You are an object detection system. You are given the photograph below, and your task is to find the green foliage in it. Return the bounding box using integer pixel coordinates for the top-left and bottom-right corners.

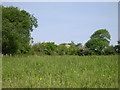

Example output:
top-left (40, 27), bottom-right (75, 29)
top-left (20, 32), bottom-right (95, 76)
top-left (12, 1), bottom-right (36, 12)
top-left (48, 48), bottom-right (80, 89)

top-left (76, 50), bottom-right (84, 56)
top-left (32, 42), bottom-right (58, 55)
top-left (83, 49), bottom-right (95, 55)
top-left (85, 29), bottom-right (111, 55)
top-left (2, 6), bottom-right (38, 55)
top-left (68, 47), bottom-right (77, 55)
top-left (67, 42), bottom-right (78, 55)
top-left (56, 42), bottom-right (78, 55)
top-left (32, 42), bottom-right (79, 55)
top-left (32, 40), bottom-right (119, 56)
top-left (85, 38), bottom-right (109, 55)
top-left (76, 43), bottom-right (82, 49)
top-left (117, 40), bottom-right (120, 45)
top-left (104, 46), bottom-right (116, 55)
top-left (43, 42), bottom-right (58, 55)
top-left (114, 45), bottom-right (120, 54)
top-left (90, 29), bottom-right (111, 42)
top-left (57, 44), bottom-right (68, 55)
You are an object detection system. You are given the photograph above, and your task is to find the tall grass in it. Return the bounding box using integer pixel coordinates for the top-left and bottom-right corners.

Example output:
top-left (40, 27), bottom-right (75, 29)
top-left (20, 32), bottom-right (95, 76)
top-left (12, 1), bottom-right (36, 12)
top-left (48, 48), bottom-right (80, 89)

top-left (2, 55), bottom-right (118, 88)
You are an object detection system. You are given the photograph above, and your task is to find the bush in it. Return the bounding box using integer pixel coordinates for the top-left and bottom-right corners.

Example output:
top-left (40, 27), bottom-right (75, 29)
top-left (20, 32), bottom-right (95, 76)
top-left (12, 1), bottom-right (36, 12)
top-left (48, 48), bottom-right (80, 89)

top-left (83, 50), bottom-right (95, 55)
top-left (114, 45), bottom-right (120, 54)
top-left (76, 50), bottom-right (84, 56)
top-left (32, 42), bottom-right (118, 56)
top-left (104, 46), bottom-right (116, 55)
top-left (32, 42), bottom-right (58, 55)
top-left (57, 44), bottom-right (68, 55)
top-left (67, 46), bottom-right (77, 55)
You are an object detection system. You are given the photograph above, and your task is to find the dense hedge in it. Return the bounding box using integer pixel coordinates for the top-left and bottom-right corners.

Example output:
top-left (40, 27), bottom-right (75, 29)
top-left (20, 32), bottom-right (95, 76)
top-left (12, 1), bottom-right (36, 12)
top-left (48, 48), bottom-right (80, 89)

top-left (31, 42), bottom-right (118, 56)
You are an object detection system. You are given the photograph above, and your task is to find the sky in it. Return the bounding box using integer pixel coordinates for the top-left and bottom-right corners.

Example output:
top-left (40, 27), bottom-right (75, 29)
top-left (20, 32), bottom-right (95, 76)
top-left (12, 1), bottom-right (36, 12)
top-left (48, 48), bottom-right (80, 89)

top-left (2, 2), bottom-right (118, 45)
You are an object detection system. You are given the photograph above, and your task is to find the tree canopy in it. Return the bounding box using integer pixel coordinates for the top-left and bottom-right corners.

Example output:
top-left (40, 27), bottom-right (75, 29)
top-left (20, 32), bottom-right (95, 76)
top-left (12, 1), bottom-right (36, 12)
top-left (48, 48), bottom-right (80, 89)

top-left (85, 29), bottom-right (111, 55)
top-left (90, 29), bottom-right (111, 41)
top-left (2, 6), bottom-right (38, 55)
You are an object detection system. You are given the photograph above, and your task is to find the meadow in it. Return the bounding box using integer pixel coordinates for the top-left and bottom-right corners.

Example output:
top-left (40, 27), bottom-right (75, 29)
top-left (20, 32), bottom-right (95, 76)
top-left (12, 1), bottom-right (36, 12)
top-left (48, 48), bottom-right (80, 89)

top-left (2, 55), bottom-right (118, 88)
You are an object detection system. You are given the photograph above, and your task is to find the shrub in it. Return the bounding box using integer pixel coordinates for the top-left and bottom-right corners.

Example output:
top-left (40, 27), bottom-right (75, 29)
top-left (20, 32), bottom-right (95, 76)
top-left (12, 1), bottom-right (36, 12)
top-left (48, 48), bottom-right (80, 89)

top-left (104, 46), bottom-right (116, 55)
top-left (76, 49), bottom-right (84, 56)
top-left (57, 44), bottom-right (68, 55)
top-left (32, 42), bottom-right (58, 55)
top-left (83, 50), bottom-right (95, 55)
top-left (114, 45), bottom-right (120, 54)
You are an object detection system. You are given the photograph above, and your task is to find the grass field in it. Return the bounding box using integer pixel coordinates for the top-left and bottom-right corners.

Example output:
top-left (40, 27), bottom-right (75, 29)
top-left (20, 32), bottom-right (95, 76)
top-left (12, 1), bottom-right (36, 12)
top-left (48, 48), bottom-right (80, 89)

top-left (2, 55), bottom-right (118, 88)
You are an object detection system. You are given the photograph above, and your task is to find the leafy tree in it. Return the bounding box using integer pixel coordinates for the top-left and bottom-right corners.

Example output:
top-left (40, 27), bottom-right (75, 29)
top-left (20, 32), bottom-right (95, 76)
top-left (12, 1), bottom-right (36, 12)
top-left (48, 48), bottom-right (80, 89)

top-left (90, 29), bottom-right (110, 42)
top-left (2, 6), bottom-right (38, 55)
top-left (85, 29), bottom-right (111, 55)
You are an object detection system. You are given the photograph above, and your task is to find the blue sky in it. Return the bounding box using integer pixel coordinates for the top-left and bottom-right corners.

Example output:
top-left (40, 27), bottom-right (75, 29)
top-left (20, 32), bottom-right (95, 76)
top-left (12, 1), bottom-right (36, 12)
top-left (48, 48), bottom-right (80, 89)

top-left (3, 2), bottom-right (118, 45)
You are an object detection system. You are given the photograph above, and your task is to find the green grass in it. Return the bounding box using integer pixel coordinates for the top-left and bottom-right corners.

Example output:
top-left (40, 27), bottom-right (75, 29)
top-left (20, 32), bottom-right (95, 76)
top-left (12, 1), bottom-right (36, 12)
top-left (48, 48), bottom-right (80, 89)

top-left (2, 55), bottom-right (118, 88)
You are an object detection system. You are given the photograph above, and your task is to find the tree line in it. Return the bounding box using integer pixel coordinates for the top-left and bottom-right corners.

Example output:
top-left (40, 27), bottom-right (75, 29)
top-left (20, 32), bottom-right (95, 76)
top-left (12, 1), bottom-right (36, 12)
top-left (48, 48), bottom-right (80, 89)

top-left (2, 6), bottom-right (120, 56)
top-left (32, 33), bottom-right (120, 56)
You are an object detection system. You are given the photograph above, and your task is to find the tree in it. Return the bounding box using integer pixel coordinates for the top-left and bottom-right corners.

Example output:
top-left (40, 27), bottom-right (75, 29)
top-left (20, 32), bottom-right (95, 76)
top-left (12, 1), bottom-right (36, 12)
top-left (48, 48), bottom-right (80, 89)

top-left (90, 29), bottom-right (110, 41)
top-left (85, 29), bottom-right (111, 55)
top-left (2, 6), bottom-right (38, 55)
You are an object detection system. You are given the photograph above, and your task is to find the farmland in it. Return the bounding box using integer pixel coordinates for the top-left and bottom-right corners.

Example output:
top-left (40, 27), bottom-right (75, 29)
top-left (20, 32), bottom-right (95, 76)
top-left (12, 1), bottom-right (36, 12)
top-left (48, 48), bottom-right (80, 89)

top-left (2, 55), bottom-right (118, 88)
